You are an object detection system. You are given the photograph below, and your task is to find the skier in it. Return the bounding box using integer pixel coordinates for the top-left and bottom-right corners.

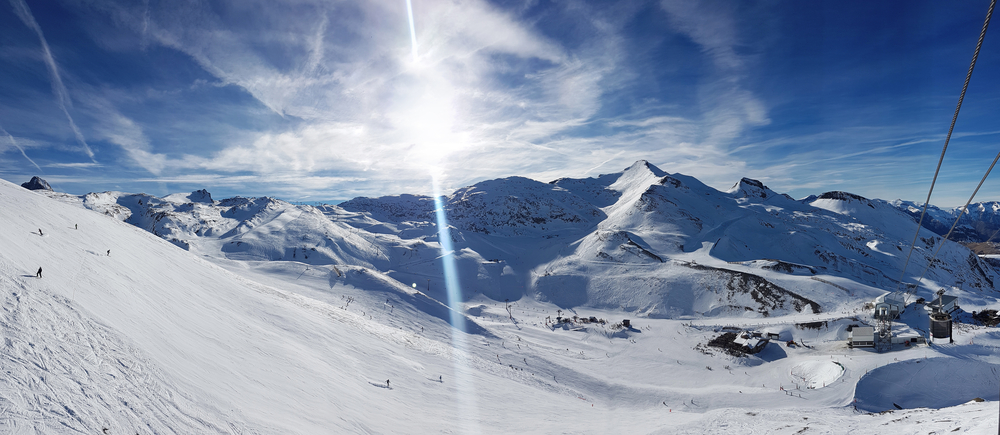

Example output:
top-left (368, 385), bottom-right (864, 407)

top-left (75, 224), bottom-right (77, 230)
top-left (386, 379), bottom-right (390, 388)
top-left (38, 228), bottom-right (42, 236)
top-left (36, 267), bottom-right (42, 278)
top-left (106, 249), bottom-right (110, 256)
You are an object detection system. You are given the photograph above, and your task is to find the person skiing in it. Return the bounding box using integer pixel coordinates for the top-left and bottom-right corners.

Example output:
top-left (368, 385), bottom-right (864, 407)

top-left (38, 228), bottom-right (42, 236)
top-left (75, 224), bottom-right (77, 230)
top-left (106, 249), bottom-right (110, 256)
top-left (36, 267), bottom-right (41, 278)
top-left (386, 379), bottom-right (390, 388)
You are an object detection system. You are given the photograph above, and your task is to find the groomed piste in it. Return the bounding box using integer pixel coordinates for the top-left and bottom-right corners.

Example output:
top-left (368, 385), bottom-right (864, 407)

top-left (855, 357), bottom-right (1000, 412)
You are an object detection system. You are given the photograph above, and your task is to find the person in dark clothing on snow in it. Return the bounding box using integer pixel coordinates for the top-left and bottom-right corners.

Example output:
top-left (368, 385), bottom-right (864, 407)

top-left (36, 267), bottom-right (42, 278)
top-left (38, 228), bottom-right (42, 236)
top-left (106, 250), bottom-right (110, 256)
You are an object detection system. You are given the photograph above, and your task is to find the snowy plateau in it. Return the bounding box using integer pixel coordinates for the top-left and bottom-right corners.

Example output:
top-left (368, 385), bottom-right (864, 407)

top-left (3, 160), bottom-right (1000, 434)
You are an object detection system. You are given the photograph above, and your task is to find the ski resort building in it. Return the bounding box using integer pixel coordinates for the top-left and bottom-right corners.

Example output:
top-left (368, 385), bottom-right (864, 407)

top-left (926, 294), bottom-right (958, 315)
top-left (874, 293), bottom-right (905, 320)
top-left (848, 327), bottom-right (875, 348)
top-left (732, 331), bottom-right (769, 353)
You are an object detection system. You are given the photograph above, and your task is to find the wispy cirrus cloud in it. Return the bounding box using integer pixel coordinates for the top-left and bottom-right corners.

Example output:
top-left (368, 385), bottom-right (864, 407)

top-left (659, 0), bottom-right (770, 149)
top-left (5, 0), bottom-right (999, 206)
top-left (84, 97), bottom-right (166, 175)
top-left (46, 162), bottom-right (101, 169)
top-left (97, 0), bottom-right (637, 191)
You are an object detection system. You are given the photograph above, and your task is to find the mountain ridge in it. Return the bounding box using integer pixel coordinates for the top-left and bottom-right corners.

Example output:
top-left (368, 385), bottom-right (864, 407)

top-left (29, 160), bottom-right (1000, 319)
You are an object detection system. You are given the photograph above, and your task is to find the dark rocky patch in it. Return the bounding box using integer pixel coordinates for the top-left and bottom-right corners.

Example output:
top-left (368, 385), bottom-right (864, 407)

top-left (682, 263), bottom-right (821, 315)
top-left (706, 332), bottom-right (749, 357)
top-left (20, 176), bottom-right (52, 191)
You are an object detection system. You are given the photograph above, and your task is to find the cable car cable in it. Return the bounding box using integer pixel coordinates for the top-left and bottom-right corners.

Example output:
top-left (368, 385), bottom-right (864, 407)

top-left (913, 148), bottom-right (1000, 291)
top-left (895, 0), bottom-right (995, 293)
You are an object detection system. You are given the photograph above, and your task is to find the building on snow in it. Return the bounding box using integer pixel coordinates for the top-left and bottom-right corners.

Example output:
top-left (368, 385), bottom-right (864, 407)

top-left (874, 292), bottom-right (905, 320)
top-left (926, 294), bottom-right (958, 315)
top-left (733, 331), bottom-right (769, 354)
top-left (848, 326), bottom-right (875, 348)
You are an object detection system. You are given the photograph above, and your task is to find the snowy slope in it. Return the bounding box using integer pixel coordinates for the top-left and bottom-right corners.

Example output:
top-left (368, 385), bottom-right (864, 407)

top-left (0, 180), bottom-right (541, 433)
top-left (6, 177), bottom-right (1000, 434)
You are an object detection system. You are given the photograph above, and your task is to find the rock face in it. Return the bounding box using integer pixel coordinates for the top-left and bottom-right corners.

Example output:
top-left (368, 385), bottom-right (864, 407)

top-left (728, 177), bottom-right (775, 200)
top-left (163, 189), bottom-right (215, 204)
top-left (20, 176), bottom-right (52, 191)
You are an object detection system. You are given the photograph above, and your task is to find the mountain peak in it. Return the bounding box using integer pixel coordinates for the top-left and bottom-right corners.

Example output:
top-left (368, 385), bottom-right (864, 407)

top-left (625, 160), bottom-right (667, 177)
top-left (189, 189), bottom-right (214, 203)
top-left (816, 191), bottom-right (872, 208)
top-left (728, 177), bottom-right (773, 199)
top-left (20, 176), bottom-right (52, 191)
top-left (810, 191), bottom-right (877, 215)
top-left (164, 189), bottom-right (215, 204)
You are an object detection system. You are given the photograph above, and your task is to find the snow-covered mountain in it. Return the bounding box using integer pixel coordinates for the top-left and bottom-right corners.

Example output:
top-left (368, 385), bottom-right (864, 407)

top-left (890, 198), bottom-right (1000, 243)
top-left (38, 161), bottom-right (1000, 321)
top-left (9, 163), bottom-right (1000, 433)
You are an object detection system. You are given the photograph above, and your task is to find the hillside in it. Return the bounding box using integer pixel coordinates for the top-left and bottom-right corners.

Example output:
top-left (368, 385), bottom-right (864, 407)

top-left (52, 161), bottom-right (1000, 321)
top-left (5, 162), bottom-right (1000, 433)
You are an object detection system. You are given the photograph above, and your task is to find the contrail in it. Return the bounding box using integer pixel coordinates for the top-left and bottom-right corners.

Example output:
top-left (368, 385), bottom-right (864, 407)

top-left (9, 0), bottom-right (96, 161)
top-left (1, 126), bottom-right (42, 172)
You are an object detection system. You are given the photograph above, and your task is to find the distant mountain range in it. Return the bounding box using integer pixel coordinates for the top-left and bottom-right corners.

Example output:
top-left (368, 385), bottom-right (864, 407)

top-left (28, 160), bottom-right (1000, 318)
top-left (888, 199), bottom-right (1000, 245)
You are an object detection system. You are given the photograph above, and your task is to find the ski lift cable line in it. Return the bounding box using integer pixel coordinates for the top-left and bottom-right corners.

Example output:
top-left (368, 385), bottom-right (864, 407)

top-left (895, 0), bottom-right (996, 293)
top-left (913, 147), bottom-right (1000, 291)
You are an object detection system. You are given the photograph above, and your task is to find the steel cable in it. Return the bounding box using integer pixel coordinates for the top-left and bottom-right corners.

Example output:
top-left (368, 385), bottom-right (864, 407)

top-left (895, 0), bottom-right (995, 293)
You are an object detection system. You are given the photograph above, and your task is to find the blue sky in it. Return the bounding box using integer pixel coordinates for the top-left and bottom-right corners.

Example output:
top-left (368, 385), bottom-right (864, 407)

top-left (1, 0), bottom-right (999, 206)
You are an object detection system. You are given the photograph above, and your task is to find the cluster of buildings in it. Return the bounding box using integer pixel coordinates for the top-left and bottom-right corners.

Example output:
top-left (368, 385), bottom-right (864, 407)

top-left (848, 290), bottom-right (957, 349)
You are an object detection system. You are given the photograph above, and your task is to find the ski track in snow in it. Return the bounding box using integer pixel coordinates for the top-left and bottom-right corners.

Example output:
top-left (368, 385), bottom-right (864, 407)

top-left (0, 262), bottom-right (241, 434)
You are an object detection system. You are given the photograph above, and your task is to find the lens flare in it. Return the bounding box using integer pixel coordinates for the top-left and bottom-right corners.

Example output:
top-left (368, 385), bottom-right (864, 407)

top-left (432, 174), bottom-right (481, 433)
top-left (406, 0), bottom-right (418, 63)
top-left (408, 2), bottom-right (480, 431)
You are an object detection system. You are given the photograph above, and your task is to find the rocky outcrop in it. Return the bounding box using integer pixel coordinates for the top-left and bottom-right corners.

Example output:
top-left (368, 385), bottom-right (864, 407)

top-left (20, 176), bottom-right (52, 191)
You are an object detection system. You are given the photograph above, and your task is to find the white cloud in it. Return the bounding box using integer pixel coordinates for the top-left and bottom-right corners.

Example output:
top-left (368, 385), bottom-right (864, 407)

top-left (54, 0), bottom-right (765, 198)
top-left (660, 0), bottom-right (770, 148)
top-left (83, 96), bottom-right (167, 175)
top-left (45, 162), bottom-right (101, 168)
top-left (101, 0), bottom-right (625, 186)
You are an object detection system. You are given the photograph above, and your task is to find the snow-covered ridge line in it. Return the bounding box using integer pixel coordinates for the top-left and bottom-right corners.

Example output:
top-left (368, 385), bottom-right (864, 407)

top-left (25, 160), bottom-right (1000, 321)
top-left (6, 170), bottom-right (1000, 433)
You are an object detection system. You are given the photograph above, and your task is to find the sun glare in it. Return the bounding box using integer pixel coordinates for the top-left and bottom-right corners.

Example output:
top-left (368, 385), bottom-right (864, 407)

top-left (406, 1), bottom-right (480, 431)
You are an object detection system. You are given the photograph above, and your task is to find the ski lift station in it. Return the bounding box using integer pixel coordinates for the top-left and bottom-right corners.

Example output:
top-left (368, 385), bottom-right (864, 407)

top-left (926, 290), bottom-right (957, 342)
top-left (847, 292), bottom-right (927, 350)
top-left (848, 326), bottom-right (874, 348)
top-left (874, 292), bottom-right (905, 319)
top-left (926, 294), bottom-right (958, 315)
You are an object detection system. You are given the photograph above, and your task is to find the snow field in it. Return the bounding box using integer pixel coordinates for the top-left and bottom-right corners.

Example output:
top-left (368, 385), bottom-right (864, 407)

top-left (6, 164), bottom-right (1000, 434)
top-left (789, 361), bottom-right (844, 389)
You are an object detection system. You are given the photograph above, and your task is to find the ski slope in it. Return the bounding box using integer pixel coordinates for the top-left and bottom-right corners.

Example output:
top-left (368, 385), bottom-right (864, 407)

top-left (3, 177), bottom-right (1000, 433)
